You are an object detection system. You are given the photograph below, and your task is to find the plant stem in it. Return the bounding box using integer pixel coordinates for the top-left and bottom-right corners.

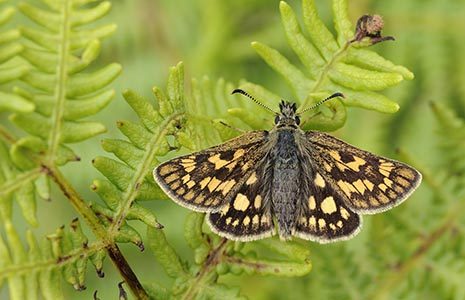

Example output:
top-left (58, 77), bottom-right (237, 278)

top-left (107, 244), bottom-right (149, 300)
top-left (0, 167), bottom-right (42, 198)
top-left (182, 238), bottom-right (229, 300)
top-left (0, 125), bottom-right (16, 144)
top-left (44, 165), bottom-right (149, 300)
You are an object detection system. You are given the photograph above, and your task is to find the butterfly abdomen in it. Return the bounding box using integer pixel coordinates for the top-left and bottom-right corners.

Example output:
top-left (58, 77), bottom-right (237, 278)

top-left (270, 129), bottom-right (301, 240)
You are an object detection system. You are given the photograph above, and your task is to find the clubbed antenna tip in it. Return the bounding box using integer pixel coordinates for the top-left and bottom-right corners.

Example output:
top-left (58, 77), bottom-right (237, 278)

top-left (232, 89), bottom-right (277, 114)
top-left (299, 92), bottom-right (345, 114)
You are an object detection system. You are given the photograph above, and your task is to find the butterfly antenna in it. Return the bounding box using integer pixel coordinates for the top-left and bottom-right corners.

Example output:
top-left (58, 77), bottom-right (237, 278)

top-left (232, 89), bottom-right (277, 114)
top-left (298, 92), bottom-right (345, 114)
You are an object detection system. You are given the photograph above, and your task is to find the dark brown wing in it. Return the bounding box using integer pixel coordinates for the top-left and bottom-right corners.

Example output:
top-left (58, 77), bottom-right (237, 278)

top-left (294, 166), bottom-right (361, 243)
top-left (154, 131), bottom-right (269, 213)
top-left (207, 164), bottom-right (275, 241)
top-left (304, 131), bottom-right (422, 214)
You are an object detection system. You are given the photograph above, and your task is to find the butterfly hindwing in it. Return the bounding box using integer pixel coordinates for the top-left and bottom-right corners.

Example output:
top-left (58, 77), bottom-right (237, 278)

top-left (207, 166), bottom-right (275, 241)
top-left (295, 168), bottom-right (361, 243)
top-left (154, 131), bottom-right (268, 212)
top-left (306, 131), bottom-right (422, 214)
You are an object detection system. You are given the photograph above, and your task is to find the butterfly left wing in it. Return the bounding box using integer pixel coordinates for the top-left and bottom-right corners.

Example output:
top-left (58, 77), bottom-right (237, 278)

top-left (304, 131), bottom-right (422, 214)
top-left (154, 131), bottom-right (269, 213)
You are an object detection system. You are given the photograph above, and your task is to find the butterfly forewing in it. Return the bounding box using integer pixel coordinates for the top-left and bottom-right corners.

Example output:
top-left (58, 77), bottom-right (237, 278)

top-left (306, 131), bottom-right (422, 214)
top-left (154, 131), bottom-right (269, 212)
top-left (207, 165), bottom-right (275, 241)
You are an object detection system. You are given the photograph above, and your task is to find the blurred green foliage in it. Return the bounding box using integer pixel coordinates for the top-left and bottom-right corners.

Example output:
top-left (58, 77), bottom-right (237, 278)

top-left (1, 0), bottom-right (465, 299)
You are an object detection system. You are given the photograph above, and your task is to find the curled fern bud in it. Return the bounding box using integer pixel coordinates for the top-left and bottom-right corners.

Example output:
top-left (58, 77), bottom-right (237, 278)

top-left (351, 14), bottom-right (394, 45)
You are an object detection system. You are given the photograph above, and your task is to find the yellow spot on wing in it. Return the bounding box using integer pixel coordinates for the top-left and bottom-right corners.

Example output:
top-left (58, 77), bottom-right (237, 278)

top-left (185, 166), bottom-right (195, 173)
top-left (340, 208), bottom-right (350, 220)
top-left (380, 169), bottom-right (390, 177)
top-left (233, 193), bottom-right (250, 211)
top-left (353, 179), bottom-right (367, 194)
top-left (384, 177), bottom-right (393, 188)
top-left (329, 150), bottom-right (341, 161)
top-left (186, 180), bottom-right (195, 189)
top-left (208, 154), bottom-right (230, 170)
top-left (321, 196), bottom-right (337, 214)
top-left (363, 179), bottom-right (374, 191)
top-left (309, 216), bottom-right (316, 226)
top-left (184, 190), bottom-right (195, 200)
top-left (338, 180), bottom-right (356, 197)
top-left (233, 149), bottom-right (245, 159)
top-left (219, 179), bottom-right (236, 195)
top-left (199, 177), bottom-right (211, 189)
top-left (314, 173), bottom-right (326, 188)
top-left (232, 219), bottom-right (239, 226)
top-left (398, 168), bottom-right (415, 180)
top-left (219, 204), bottom-right (230, 216)
top-left (318, 218), bottom-right (326, 229)
top-left (159, 165), bottom-right (176, 176)
top-left (346, 157), bottom-right (366, 171)
top-left (207, 177), bottom-right (221, 192)
top-left (254, 195), bottom-right (262, 209)
top-left (246, 172), bottom-right (258, 185)
top-left (165, 173), bottom-right (178, 184)
top-left (308, 196), bottom-right (316, 210)
top-left (226, 217), bottom-right (232, 225)
top-left (337, 220), bottom-right (343, 228)
top-left (181, 174), bottom-right (191, 184)
top-left (243, 216), bottom-right (250, 226)
top-left (252, 215), bottom-right (259, 224)
top-left (378, 183), bottom-right (388, 192)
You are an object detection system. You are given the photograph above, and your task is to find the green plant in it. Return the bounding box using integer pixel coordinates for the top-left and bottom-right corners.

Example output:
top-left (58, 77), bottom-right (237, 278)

top-left (2, 0), bottom-right (461, 299)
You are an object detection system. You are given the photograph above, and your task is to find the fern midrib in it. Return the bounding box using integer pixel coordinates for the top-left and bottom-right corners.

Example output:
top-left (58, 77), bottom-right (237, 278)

top-left (303, 41), bottom-right (350, 107)
top-left (108, 112), bottom-right (185, 234)
top-left (47, 0), bottom-right (71, 161)
top-left (0, 167), bottom-right (41, 198)
top-left (0, 240), bottom-right (105, 280)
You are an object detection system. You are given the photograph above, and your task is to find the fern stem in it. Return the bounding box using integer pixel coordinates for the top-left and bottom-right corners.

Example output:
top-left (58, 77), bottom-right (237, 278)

top-left (182, 238), bottom-right (229, 300)
top-left (108, 112), bottom-right (184, 234)
top-left (0, 240), bottom-right (106, 280)
top-left (45, 165), bottom-right (109, 239)
top-left (107, 244), bottom-right (149, 300)
top-left (0, 125), bottom-right (16, 144)
top-left (0, 167), bottom-right (42, 198)
top-left (45, 165), bottom-right (149, 299)
top-left (47, 0), bottom-right (71, 161)
top-left (302, 41), bottom-right (350, 108)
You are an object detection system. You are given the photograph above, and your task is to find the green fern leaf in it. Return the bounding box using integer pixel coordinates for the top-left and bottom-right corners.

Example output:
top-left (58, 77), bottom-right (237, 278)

top-left (241, 0), bottom-right (413, 131)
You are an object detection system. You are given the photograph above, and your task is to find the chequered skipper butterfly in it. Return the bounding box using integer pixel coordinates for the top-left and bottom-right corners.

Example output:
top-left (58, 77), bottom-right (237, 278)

top-left (153, 90), bottom-right (421, 243)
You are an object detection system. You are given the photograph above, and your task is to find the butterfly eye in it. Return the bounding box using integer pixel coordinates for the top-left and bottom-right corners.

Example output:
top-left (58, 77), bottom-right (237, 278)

top-left (274, 115), bottom-right (280, 124)
top-left (295, 116), bottom-right (301, 125)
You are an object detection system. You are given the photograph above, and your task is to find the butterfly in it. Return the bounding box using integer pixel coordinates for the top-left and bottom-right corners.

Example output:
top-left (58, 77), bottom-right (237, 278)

top-left (153, 89), bottom-right (422, 243)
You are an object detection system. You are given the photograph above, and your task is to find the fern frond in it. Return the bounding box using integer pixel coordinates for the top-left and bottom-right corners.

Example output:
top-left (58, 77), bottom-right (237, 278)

top-left (146, 212), bottom-right (311, 299)
top-left (240, 0), bottom-right (413, 131)
top-left (0, 1), bottom-right (32, 113)
top-left (0, 216), bottom-right (106, 300)
top-left (8, 0), bottom-right (120, 167)
top-left (92, 62), bottom-right (185, 247)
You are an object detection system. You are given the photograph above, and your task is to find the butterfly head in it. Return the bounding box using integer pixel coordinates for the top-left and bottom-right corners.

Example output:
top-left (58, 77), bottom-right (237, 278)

top-left (232, 89), bottom-right (344, 128)
top-left (275, 101), bottom-right (300, 128)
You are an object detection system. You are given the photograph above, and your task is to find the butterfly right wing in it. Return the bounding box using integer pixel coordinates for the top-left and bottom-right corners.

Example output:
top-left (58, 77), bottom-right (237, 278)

top-left (154, 131), bottom-right (269, 213)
